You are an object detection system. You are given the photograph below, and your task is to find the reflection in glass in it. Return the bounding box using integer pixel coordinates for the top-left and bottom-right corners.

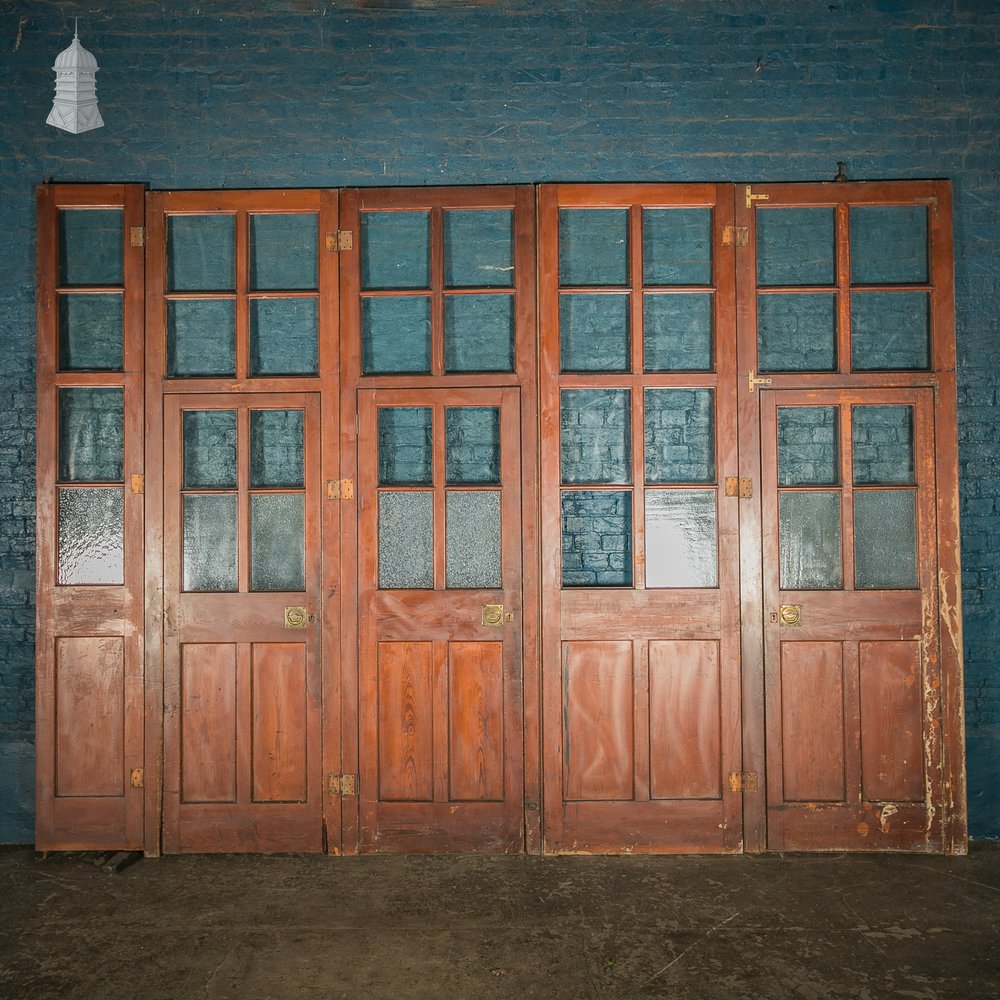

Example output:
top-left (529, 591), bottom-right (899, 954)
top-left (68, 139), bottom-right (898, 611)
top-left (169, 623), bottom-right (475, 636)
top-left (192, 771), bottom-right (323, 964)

top-left (184, 410), bottom-right (237, 489)
top-left (250, 494), bottom-right (305, 591)
top-left (643, 293), bottom-right (713, 372)
top-left (777, 406), bottom-right (839, 486)
top-left (59, 388), bottom-right (124, 483)
top-left (59, 209), bottom-right (124, 286)
top-left (851, 292), bottom-right (929, 371)
top-left (852, 405), bottom-right (915, 485)
top-left (251, 410), bottom-right (304, 488)
top-left (642, 208), bottom-right (712, 286)
top-left (378, 491), bottom-right (433, 589)
top-left (443, 210), bottom-right (513, 287)
top-left (167, 299), bottom-right (236, 377)
top-left (778, 491), bottom-right (842, 589)
top-left (645, 490), bottom-right (718, 587)
top-left (361, 211), bottom-right (429, 289)
top-left (446, 407), bottom-right (500, 484)
top-left (249, 298), bottom-right (319, 376)
top-left (59, 294), bottom-right (124, 371)
top-left (167, 215), bottom-right (236, 291)
top-left (644, 389), bottom-right (715, 484)
top-left (559, 209), bottom-right (628, 286)
top-left (561, 490), bottom-right (632, 587)
top-left (559, 294), bottom-right (629, 372)
top-left (854, 490), bottom-right (918, 589)
top-left (58, 487), bottom-right (124, 585)
top-left (446, 491), bottom-right (502, 588)
top-left (183, 494), bottom-right (238, 591)
top-left (361, 295), bottom-right (431, 374)
top-left (757, 293), bottom-right (837, 372)
top-left (378, 407), bottom-right (432, 485)
top-left (756, 207), bottom-right (835, 286)
top-left (560, 389), bottom-right (631, 485)
top-left (444, 294), bottom-right (515, 372)
top-left (850, 206), bottom-right (928, 285)
top-left (249, 213), bottom-right (318, 290)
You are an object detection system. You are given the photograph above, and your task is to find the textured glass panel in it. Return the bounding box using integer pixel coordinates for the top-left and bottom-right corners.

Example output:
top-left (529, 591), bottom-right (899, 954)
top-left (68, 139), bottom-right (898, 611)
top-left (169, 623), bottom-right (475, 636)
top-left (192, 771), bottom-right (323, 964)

top-left (852, 406), bottom-right (915, 485)
top-left (758, 293), bottom-right (836, 372)
top-left (167, 215), bottom-right (236, 291)
top-left (167, 299), bottom-right (236, 377)
top-left (361, 296), bottom-right (431, 374)
top-left (59, 209), bottom-right (123, 286)
top-left (59, 388), bottom-right (123, 483)
top-left (183, 494), bottom-right (238, 592)
top-left (559, 294), bottom-right (629, 372)
top-left (379, 407), bottom-right (432, 485)
top-left (59, 294), bottom-right (123, 371)
top-left (851, 292), bottom-right (930, 371)
top-left (251, 409), bottom-right (304, 488)
top-left (644, 389), bottom-right (715, 484)
top-left (779, 491), bottom-right (842, 590)
top-left (778, 406), bottom-right (839, 486)
top-left (560, 389), bottom-right (631, 485)
top-left (446, 491), bottom-right (502, 588)
top-left (850, 206), bottom-right (928, 285)
top-left (250, 494), bottom-right (305, 592)
top-left (756, 208), bottom-right (835, 286)
top-left (184, 410), bottom-right (237, 489)
top-left (446, 407), bottom-right (500, 485)
top-left (642, 208), bottom-right (712, 286)
top-left (561, 490), bottom-right (632, 587)
top-left (643, 293), bottom-right (713, 372)
top-left (378, 491), bottom-right (433, 589)
top-left (249, 298), bottom-right (319, 376)
top-left (58, 488), bottom-right (124, 585)
top-left (361, 211), bottom-right (429, 289)
top-left (444, 294), bottom-right (514, 372)
top-left (645, 490), bottom-right (718, 588)
top-left (444, 210), bottom-right (513, 287)
top-left (250, 213), bottom-right (318, 290)
top-left (854, 490), bottom-right (918, 589)
top-left (559, 209), bottom-right (628, 286)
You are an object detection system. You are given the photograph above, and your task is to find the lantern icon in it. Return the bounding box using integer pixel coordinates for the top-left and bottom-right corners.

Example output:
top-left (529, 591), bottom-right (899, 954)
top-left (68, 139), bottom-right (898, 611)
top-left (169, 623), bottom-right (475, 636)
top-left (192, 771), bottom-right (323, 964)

top-left (46, 24), bottom-right (104, 134)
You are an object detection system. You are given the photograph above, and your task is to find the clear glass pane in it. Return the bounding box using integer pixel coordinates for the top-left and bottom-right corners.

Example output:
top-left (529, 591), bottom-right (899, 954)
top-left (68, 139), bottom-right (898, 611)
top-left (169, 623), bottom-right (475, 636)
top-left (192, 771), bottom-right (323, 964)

top-left (850, 206), bottom-right (928, 285)
top-left (361, 211), bottom-right (429, 289)
top-left (446, 491), bottom-right (502, 589)
top-left (250, 213), bottom-right (318, 290)
top-left (361, 296), bottom-right (431, 374)
top-left (854, 490), bottom-right (918, 589)
top-left (559, 209), bottom-right (628, 286)
top-left (561, 490), bottom-right (632, 587)
top-left (643, 293), bottom-right (713, 372)
top-left (58, 487), bottom-right (124, 585)
top-left (779, 491), bottom-right (843, 589)
top-left (59, 209), bottom-right (123, 286)
top-left (778, 406), bottom-right (839, 486)
top-left (444, 210), bottom-right (513, 287)
top-left (59, 294), bottom-right (123, 371)
top-left (249, 298), bottom-right (319, 376)
top-left (559, 293), bottom-right (630, 372)
top-left (378, 491), bottom-right (433, 589)
top-left (184, 410), bottom-right (237, 489)
top-left (644, 389), bottom-right (715, 484)
top-left (444, 294), bottom-right (514, 372)
top-left (167, 215), bottom-right (236, 291)
top-left (378, 407), bottom-right (432, 486)
top-left (851, 292), bottom-right (930, 371)
top-left (59, 388), bottom-right (123, 483)
top-left (250, 494), bottom-right (305, 592)
top-left (167, 299), bottom-right (236, 377)
top-left (852, 405), bottom-right (915, 485)
top-left (756, 208), bottom-right (835, 286)
top-left (757, 293), bottom-right (837, 372)
top-left (183, 494), bottom-right (238, 592)
top-left (645, 489), bottom-right (718, 588)
top-left (560, 389), bottom-right (631, 485)
top-left (642, 208), bottom-right (712, 286)
top-left (251, 410), bottom-right (304, 488)
top-left (446, 407), bottom-right (500, 485)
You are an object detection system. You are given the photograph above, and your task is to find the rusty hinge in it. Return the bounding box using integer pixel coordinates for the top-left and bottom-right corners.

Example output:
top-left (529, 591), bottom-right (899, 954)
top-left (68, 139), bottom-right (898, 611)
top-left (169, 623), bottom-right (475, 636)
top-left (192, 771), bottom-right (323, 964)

top-left (130, 768), bottom-right (144, 789)
top-left (745, 185), bottom-right (770, 210)
top-left (130, 474), bottom-right (144, 494)
top-left (724, 476), bottom-right (753, 499)
top-left (728, 771), bottom-right (759, 793)
top-left (130, 226), bottom-right (145, 247)
top-left (327, 479), bottom-right (354, 500)
top-left (328, 773), bottom-right (357, 797)
top-left (722, 225), bottom-right (749, 247)
top-left (326, 230), bottom-right (353, 252)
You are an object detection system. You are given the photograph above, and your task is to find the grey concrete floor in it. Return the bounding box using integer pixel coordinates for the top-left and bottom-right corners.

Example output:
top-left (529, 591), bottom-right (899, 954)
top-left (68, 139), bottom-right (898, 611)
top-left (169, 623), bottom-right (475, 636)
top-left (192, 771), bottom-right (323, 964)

top-left (1, 844), bottom-right (998, 1000)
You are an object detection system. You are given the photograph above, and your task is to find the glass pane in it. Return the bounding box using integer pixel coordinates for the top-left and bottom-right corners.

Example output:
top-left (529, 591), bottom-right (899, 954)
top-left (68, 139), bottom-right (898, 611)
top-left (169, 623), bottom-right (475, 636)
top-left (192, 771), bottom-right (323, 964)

top-left (378, 491), bottom-right (433, 589)
top-left (167, 215), bottom-right (236, 291)
top-left (59, 388), bottom-right (123, 483)
top-left (850, 206), bottom-right (928, 285)
top-left (184, 410), bottom-right (237, 489)
top-left (444, 294), bottom-right (514, 372)
top-left (561, 490), bottom-right (632, 587)
top-left (361, 296), bottom-right (431, 374)
top-left (756, 208), bottom-right (835, 286)
top-left (851, 292), bottom-right (930, 371)
top-left (560, 389), bottom-right (631, 485)
top-left (643, 293), bottom-right (713, 372)
top-left (59, 209), bottom-right (123, 286)
top-left (852, 406), bottom-right (915, 485)
top-left (559, 294), bottom-right (629, 372)
top-left (757, 293), bottom-right (836, 372)
top-left (444, 210), bottom-right (513, 287)
top-left (361, 211), bottom-right (429, 289)
top-left (645, 490), bottom-right (718, 588)
top-left (249, 298), bottom-right (319, 376)
top-left (854, 490), bottom-right (918, 589)
top-left (642, 208), bottom-right (712, 286)
top-left (446, 491), bottom-right (502, 589)
top-left (167, 299), bottom-right (236, 377)
top-left (778, 406), bottom-right (839, 486)
top-left (58, 488), bottom-right (124, 585)
top-left (559, 209), bottom-right (628, 286)
top-left (250, 494), bottom-right (305, 592)
top-left (59, 294), bottom-right (123, 371)
top-left (251, 409), bottom-right (304, 488)
top-left (446, 407), bottom-right (500, 485)
top-left (250, 214), bottom-right (318, 290)
top-left (378, 407), bottom-right (432, 486)
top-left (183, 494), bottom-right (238, 592)
top-left (779, 491), bottom-right (842, 589)
top-left (644, 389), bottom-right (715, 484)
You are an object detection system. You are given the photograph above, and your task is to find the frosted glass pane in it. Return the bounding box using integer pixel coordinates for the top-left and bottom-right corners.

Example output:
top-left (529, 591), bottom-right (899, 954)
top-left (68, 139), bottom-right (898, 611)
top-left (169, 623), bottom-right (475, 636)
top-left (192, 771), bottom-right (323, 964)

top-left (444, 210), bottom-right (513, 287)
top-left (250, 213), bottom-right (318, 290)
top-left (250, 494), bottom-right (305, 592)
top-left (184, 494), bottom-right (238, 592)
top-left (852, 406), bottom-right (915, 485)
top-left (850, 206), bottom-right (928, 285)
top-left (444, 294), bottom-right (514, 372)
top-left (58, 488), bottom-right (124, 585)
top-left (378, 491), bottom-right (433, 589)
top-left (779, 491), bottom-right (842, 590)
top-left (854, 490), bottom-right (918, 589)
top-left (184, 410), bottom-right (237, 489)
top-left (561, 389), bottom-right (631, 485)
top-left (167, 215), bottom-right (235, 291)
top-left (378, 407), bottom-right (432, 485)
top-left (446, 407), bottom-right (500, 484)
top-left (851, 292), bottom-right (929, 371)
top-left (167, 299), bottom-right (236, 377)
top-left (249, 298), bottom-right (318, 376)
top-left (361, 211), bottom-right (429, 289)
top-left (559, 209), bottom-right (628, 286)
top-left (361, 296), bottom-right (431, 374)
top-left (561, 490), bottom-right (632, 587)
top-left (446, 491), bottom-right (501, 589)
top-left (645, 490), bottom-right (718, 588)
top-left (777, 406), bottom-right (839, 486)
top-left (758, 293), bottom-right (837, 372)
top-left (642, 208), bottom-right (712, 286)
top-left (59, 294), bottom-right (123, 371)
top-left (59, 209), bottom-right (123, 286)
top-left (643, 293), bottom-right (713, 372)
top-left (644, 389), bottom-right (715, 484)
top-left (59, 388), bottom-right (123, 483)
top-left (559, 294), bottom-right (630, 372)
top-left (251, 410), bottom-right (304, 488)
top-left (756, 208), bottom-right (835, 286)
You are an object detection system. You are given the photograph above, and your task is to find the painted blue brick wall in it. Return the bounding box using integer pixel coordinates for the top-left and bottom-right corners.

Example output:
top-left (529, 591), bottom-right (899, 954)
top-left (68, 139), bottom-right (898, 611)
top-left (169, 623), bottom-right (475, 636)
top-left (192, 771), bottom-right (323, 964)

top-left (1, 0), bottom-right (998, 841)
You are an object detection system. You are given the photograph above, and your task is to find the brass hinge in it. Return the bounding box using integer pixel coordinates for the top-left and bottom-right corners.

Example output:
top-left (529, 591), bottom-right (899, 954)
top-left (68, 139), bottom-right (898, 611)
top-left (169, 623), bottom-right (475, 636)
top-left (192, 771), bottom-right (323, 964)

top-left (728, 771), bottom-right (759, 793)
top-left (722, 225), bottom-right (749, 247)
top-left (326, 230), bottom-right (353, 252)
top-left (130, 768), bottom-right (144, 789)
top-left (747, 369), bottom-right (773, 393)
top-left (327, 479), bottom-right (354, 499)
top-left (745, 185), bottom-right (770, 210)
top-left (130, 226), bottom-right (145, 247)
top-left (724, 476), bottom-right (753, 499)
top-left (130, 474), bottom-right (144, 494)
top-left (328, 773), bottom-right (357, 797)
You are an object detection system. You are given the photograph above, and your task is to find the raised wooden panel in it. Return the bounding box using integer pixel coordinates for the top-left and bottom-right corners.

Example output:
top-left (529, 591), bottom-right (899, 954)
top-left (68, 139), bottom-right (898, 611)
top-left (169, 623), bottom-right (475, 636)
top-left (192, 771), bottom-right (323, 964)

top-left (649, 640), bottom-right (721, 800)
top-left (378, 641), bottom-right (434, 802)
top-left (448, 641), bottom-right (504, 802)
top-left (252, 643), bottom-right (308, 803)
top-left (181, 643), bottom-right (237, 804)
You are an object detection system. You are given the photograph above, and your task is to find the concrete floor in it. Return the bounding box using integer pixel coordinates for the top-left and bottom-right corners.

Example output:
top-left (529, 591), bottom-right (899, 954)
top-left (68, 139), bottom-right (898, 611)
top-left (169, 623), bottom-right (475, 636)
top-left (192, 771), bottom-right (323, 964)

top-left (1, 845), bottom-right (998, 1000)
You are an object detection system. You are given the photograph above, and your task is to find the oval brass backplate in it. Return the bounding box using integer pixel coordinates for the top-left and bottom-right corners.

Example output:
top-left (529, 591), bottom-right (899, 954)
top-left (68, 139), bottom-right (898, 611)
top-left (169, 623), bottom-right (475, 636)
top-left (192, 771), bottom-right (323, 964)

top-left (779, 604), bottom-right (802, 627)
top-left (482, 604), bottom-right (504, 627)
